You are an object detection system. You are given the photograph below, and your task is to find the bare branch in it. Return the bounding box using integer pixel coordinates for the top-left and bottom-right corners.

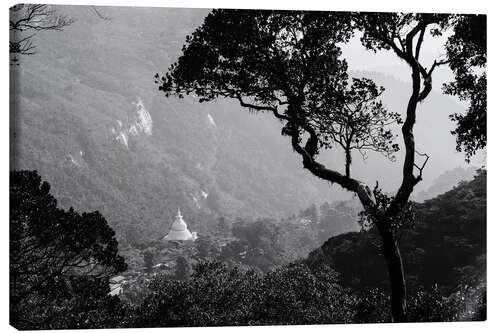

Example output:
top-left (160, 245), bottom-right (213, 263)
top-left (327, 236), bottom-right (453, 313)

top-left (417, 58), bottom-right (449, 101)
top-left (9, 4), bottom-right (73, 60)
top-left (91, 6), bottom-right (111, 21)
top-left (413, 150), bottom-right (430, 182)
top-left (10, 34), bottom-right (36, 55)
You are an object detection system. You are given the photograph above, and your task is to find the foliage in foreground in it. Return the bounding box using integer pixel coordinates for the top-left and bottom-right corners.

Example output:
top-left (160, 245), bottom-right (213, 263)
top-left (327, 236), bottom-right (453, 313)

top-left (134, 261), bottom-right (484, 327)
top-left (135, 261), bottom-right (356, 327)
top-left (10, 170), bottom-right (128, 330)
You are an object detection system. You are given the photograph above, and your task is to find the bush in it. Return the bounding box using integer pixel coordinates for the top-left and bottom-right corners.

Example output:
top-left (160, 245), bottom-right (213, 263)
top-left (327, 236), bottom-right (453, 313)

top-left (136, 261), bottom-right (355, 326)
top-left (136, 262), bottom-right (260, 327)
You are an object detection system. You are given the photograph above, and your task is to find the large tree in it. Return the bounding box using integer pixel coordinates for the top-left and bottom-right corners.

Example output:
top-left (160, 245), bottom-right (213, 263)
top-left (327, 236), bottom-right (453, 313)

top-left (156, 10), bottom-right (485, 321)
top-left (10, 170), bottom-right (127, 329)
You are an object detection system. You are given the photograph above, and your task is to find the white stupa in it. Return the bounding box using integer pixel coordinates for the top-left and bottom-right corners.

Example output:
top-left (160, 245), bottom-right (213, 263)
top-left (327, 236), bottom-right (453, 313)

top-left (163, 209), bottom-right (197, 241)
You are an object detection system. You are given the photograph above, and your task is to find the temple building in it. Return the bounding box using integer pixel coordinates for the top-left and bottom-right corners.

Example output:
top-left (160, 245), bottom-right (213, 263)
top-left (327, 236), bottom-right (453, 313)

top-left (163, 209), bottom-right (197, 241)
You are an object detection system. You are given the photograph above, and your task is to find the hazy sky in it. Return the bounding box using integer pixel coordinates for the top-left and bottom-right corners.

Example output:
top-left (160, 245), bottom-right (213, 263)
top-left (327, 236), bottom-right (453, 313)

top-left (343, 30), bottom-right (455, 89)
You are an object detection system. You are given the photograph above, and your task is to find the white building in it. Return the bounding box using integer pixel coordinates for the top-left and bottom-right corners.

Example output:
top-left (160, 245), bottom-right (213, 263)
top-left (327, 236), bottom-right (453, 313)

top-left (163, 209), bottom-right (197, 241)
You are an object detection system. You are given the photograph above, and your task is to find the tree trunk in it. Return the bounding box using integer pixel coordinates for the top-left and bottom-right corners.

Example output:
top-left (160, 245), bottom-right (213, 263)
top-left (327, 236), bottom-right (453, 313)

top-left (345, 150), bottom-right (351, 178)
top-left (377, 223), bottom-right (407, 322)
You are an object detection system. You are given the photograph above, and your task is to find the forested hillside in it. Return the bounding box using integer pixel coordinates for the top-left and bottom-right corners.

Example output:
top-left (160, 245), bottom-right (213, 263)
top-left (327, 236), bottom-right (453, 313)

top-left (10, 6), bottom-right (475, 246)
top-left (10, 6), bottom-right (341, 245)
top-left (307, 170), bottom-right (486, 295)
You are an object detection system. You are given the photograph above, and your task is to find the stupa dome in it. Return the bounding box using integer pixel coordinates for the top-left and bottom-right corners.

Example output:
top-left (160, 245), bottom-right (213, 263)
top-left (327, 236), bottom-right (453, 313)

top-left (163, 209), bottom-right (196, 241)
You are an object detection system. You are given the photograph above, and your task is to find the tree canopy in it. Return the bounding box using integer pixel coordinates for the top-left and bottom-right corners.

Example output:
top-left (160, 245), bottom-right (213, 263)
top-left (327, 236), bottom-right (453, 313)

top-left (444, 14), bottom-right (486, 161)
top-left (10, 170), bottom-right (127, 329)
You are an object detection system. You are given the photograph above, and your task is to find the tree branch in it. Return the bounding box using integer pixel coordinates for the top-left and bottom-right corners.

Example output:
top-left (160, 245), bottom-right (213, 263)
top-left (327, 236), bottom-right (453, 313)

top-left (235, 94), bottom-right (291, 121)
top-left (285, 105), bottom-right (377, 209)
top-left (415, 26), bottom-right (425, 60)
top-left (413, 150), bottom-right (430, 182)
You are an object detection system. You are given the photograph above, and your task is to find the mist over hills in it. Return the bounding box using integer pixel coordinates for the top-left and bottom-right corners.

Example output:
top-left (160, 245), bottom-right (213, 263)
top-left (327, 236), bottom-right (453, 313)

top-left (413, 166), bottom-right (478, 202)
top-left (10, 6), bottom-right (478, 244)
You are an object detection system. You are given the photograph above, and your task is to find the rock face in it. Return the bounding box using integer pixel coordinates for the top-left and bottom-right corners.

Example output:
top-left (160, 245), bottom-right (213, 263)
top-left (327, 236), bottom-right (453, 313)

top-left (107, 98), bottom-right (153, 149)
top-left (163, 209), bottom-right (196, 241)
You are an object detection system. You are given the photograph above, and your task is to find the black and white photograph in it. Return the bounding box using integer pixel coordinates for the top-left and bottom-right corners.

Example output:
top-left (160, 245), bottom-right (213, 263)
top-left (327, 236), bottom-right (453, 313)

top-left (7, 1), bottom-right (489, 330)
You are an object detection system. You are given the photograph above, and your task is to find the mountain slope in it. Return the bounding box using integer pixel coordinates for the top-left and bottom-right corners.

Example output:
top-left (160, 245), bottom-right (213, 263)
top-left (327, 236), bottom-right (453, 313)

top-left (413, 166), bottom-right (478, 202)
top-left (306, 170), bottom-right (486, 293)
top-left (10, 6), bottom-right (339, 244)
top-left (10, 5), bottom-right (474, 245)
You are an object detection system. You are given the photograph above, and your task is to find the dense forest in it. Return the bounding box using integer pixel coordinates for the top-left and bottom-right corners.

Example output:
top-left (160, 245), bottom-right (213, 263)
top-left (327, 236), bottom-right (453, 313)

top-left (9, 169), bottom-right (486, 329)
